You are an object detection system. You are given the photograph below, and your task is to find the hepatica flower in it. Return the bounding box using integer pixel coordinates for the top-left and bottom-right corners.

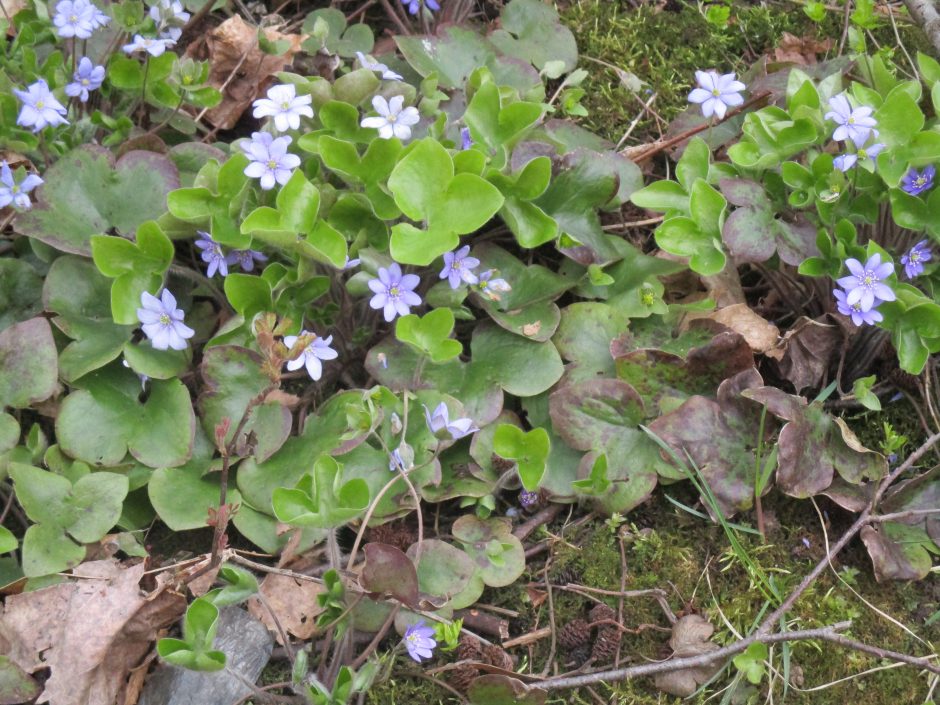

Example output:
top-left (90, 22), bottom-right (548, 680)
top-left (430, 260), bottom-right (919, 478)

top-left (825, 93), bottom-right (877, 144)
top-left (901, 240), bottom-right (932, 279)
top-left (283, 330), bottom-right (338, 381)
top-left (0, 161), bottom-right (43, 210)
top-left (833, 288), bottom-right (883, 326)
top-left (439, 245), bottom-right (480, 289)
top-left (401, 0), bottom-right (440, 14)
top-left (252, 84), bottom-right (314, 132)
top-left (901, 165), bottom-right (935, 196)
top-left (194, 231), bottom-right (228, 278)
top-left (836, 253), bottom-right (896, 311)
top-left (361, 95), bottom-right (420, 141)
top-left (225, 248), bottom-right (268, 272)
top-left (149, 0), bottom-right (189, 41)
top-left (137, 290), bottom-right (195, 350)
top-left (519, 490), bottom-right (539, 508)
top-left (355, 51), bottom-right (403, 81)
top-left (241, 132), bottom-right (301, 190)
top-left (53, 0), bottom-right (96, 39)
top-left (368, 263), bottom-right (422, 322)
top-left (687, 70), bottom-right (745, 120)
top-left (15, 80), bottom-right (69, 132)
top-left (403, 620), bottom-right (437, 662)
top-left (424, 402), bottom-right (479, 440)
top-left (475, 269), bottom-right (511, 302)
top-left (460, 127), bottom-right (473, 151)
top-left (833, 134), bottom-right (886, 172)
top-left (65, 57), bottom-right (106, 102)
top-left (123, 34), bottom-right (175, 56)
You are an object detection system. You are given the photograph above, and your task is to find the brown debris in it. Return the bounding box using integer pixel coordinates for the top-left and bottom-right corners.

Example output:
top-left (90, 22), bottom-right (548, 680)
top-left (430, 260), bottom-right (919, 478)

top-left (588, 604), bottom-right (621, 663)
top-left (247, 572), bottom-right (324, 642)
top-left (0, 559), bottom-right (185, 705)
top-left (185, 15), bottom-right (304, 130)
top-left (557, 618), bottom-right (592, 649)
top-left (772, 32), bottom-right (833, 66)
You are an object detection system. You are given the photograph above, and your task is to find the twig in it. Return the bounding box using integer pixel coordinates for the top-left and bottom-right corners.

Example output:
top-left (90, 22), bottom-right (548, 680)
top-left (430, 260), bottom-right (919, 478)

top-left (512, 503), bottom-right (563, 541)
top-left (903, 0), bottom-right (940, 56)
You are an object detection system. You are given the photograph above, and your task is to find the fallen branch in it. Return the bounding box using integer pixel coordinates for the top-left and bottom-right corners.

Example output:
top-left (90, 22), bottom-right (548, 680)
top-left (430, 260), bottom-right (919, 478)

top-left (904, 0), bottom-right (940, 56)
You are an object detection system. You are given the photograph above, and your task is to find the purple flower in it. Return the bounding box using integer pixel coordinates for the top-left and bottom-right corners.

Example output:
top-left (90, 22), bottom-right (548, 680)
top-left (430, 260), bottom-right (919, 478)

top-left (825, 93), bottom-right (877, 144)
top-left (65, 57), bottom-right (106, 103)
top-left (439, 245), bottom-right (479, 289)
top-left (833, 140), bottom-right (885, 172)
top-left (252, 84), bottom-right (314, 132)
top-left (225, 248), bottom-right (268, 273)
top-left (0, 161), bottom-right (43, 210)
top-left (89, 3), bottom-right (110, 28)
top-left (283, 330), bottom-right (338, 381)
top-left (687, 70), bottom-right (745, 120)
top-left (123, 34), bottom-right (175, 56)
top-left (389, 444), bottom-right (414, 472)
top-left (519, 490), bottom-right (539, 508)
top-left (423, 402), bottom-right (478, 440)
top-left (343, 255), bottom-right (360, 270)
top-left (136, 289), bottom-right (195, 350)
top-left (53, 0), bottom-right (97, 39)
top-left (460, 127), bottom-right (473, 150)
top-left (400, 0), bottom-right (440, 14)
top-left (835, 254), bottom-right (896, 311)
top-left (194, 231), bottom-right (228, 278)
top-left (833, 288), bottom-right (883, 326)
top-left (474, 269), bottom-right (511, 302)
top-left (403, 620), bottom-right (437, 662)
top-left (901, 165), bottom-right (935, 196)
top-left (360, 95), bottom-right (420, 141)
top-left (368, 264), bottom-right (421, 322)
top-left (901, 240), bottom-right (932, 279)
top-left (241, 132), bottom-right (301, 190)
top-left (355, 51), bottom-right (403, 82)
top-left (15, 80), bottom-right (69, 132)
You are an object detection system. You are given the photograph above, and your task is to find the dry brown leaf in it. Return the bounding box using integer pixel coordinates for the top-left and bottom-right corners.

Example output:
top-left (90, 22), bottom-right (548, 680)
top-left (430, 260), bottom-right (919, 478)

top-left (707, 304), bottom-right (780, 354)
top-left (247, 573), bottom-right (324, 642)
top-left (772, 32), bottom-right (833, 66)
top-left (653, 614), bottom-right (724, 697)
top-left (768, 316), bottom-right (840, 393)
top-left (0, 559), bottom-right (186, 705)
top-left (187, 15), bottom-right (304, 130)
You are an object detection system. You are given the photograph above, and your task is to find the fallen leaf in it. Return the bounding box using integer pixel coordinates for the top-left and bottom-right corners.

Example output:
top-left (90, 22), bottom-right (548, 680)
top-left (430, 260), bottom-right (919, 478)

top-left (0, 559), bottom-right (186, 705)
top-left (767, 316), bottom-right (840, 393)
top-left (186, 16), bottom-right (304, 130)
top-left (247, 572), bottom-right (324, 642)
top-left (772, 32), bottom-right (833, 66)
top-left (653, 614), bottom-right (724, 697)
top-left (706, 304), bottom-right (779, 354)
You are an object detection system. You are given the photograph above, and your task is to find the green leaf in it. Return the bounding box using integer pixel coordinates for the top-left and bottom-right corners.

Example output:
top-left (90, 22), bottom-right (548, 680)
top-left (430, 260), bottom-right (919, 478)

top-left (429, 173), bottom-right (504, 235)
top-left (395, 308), bottom-right (463, 363)
top-left (0, 317), bottom-right (58, 409)
top-left (873, 88), bottom-right (924, 147)
top-left (158, 598), bottom-right (227, 671)
top-left (488, 0), bottom-right (577, 72)
top-left (389, 223), bottom-right (459, 267)
top-left (21, 523), bottom-right (85, 577)
top-left (471, 323), bottom-right (563, 397)
top-left (852, 375), bottom-right (881, 411)
top-left (630, 180), bottom-right (688, 212)
top-left (0, 258), bottom-right (43, 330)
top-left (224, 274), bottom-right (273, 318)
top-left (492, 424), bottom-right (550, 490)
top-left (387, 138), bottom-right (454, 220)
top-left (16, 146), bottom-right (180, 256)
top-left (276, 170), bottom-right (320, 233)
top-left (272, 454), bottom-right (370, 528)
top-left (733, 642), bottom-right (768, 685)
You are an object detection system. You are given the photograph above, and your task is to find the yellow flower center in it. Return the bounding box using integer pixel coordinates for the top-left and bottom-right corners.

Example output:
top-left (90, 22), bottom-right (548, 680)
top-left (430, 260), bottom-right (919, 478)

top-left (281, 101), bottom-right (290, 109)
top-left (847, 116), bottom-right (855, 124)
top-left (81, 78), bottom-right (90, 85)
top-left (390, 286), bottom-right (400, 297)
top-left (36, 100), bottom-right (44, 109)
top-left (267, 159), bottom-right (277, 169)
top-left (711, 88), bottom-right (721, 97)
top-left (159, 313), bottom-right (171, 325)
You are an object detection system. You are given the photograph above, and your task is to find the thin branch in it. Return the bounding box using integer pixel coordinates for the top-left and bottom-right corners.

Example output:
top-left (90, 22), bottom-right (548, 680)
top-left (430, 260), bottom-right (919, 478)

top-left (903, 0), bottom-right (940, 56)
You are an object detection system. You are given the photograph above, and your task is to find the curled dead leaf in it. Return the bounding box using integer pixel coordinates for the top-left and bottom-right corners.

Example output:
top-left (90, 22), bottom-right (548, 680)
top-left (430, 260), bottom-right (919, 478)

top-left (706, 304), bottom-right (779, 354)
top-left (247, 572), bottom-right (324, 642)
top-left (653, 614), bottom-right (724, 697)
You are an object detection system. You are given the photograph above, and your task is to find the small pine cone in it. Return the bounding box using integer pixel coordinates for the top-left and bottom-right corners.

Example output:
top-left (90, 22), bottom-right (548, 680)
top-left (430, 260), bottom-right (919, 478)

top-left (448, 664), bottom-right (478, 694)
top-left (557, 618), bottom-right (592, 649)
top-left (589, 603), bottom-right (621, 663)
top-left (568, 642), bottom-right (592, 667)
top-left (481, 643), bottom-right (514, 671)
top-left (551, 564), bottom-right (580, 586)
top-left (457, 634), bottom-right (483, 661)
top-left (888, 367), bottom-right (920, 394)
top-left (366, 521), bottom-right (415, 553)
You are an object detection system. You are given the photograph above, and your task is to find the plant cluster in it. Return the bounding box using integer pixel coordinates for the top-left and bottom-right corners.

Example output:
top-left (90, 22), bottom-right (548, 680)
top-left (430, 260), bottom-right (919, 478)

top-left (0, 0), bottom-right (938, 702)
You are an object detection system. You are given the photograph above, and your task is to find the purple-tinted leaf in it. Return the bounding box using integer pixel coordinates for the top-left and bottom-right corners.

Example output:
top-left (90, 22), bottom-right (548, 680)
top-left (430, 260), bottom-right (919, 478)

top-left (0, 318), bottom-right (58, 409)
top-left (861, 522), bottom-right (935, 582)
top-left (360, 543), bottom-right (419, 607)
top-left (548, 378), bottom-right (645, 450)
top-left (467, 674), bottom-right (546, 705)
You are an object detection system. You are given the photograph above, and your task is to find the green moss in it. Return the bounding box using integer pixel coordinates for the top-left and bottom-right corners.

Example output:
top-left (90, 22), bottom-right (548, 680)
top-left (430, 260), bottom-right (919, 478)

top-left (556, 0), bottom-right (928, 144)
top-left (364, 676), bottom-right (454, 704)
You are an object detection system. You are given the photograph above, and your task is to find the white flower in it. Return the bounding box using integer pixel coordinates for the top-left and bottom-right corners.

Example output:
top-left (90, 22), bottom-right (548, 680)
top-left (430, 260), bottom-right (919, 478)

top-left (360, 95), bottom-right (420, 141)
top-left (283, 330), bottom-right (338, 381)
top-left (123, 34), bottom-right (175, 56)
top-left (687, 70), bottom-right (745, 120)
top-left (355, 51), bottom-right (403, 81)
top-left (136, 289), bottom-right (195, 351)
top-left (252, 84), bottom-right (314, 132)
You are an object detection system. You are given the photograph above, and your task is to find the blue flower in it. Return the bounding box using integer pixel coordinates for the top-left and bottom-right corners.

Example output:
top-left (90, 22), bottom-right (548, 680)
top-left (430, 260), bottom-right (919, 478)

top-left (0, 161), bottom-right (43, 210)
top-left (360, 95), bottom-right (420, 141)
top-left (475, 269), bottom-right (511, 302)
top-left (403, 620), bottom-right (437, 662)
top-left (355, 51), bottom-right (403, 81)
top-left (368, 263), bottom-right (421, 322)
top-left (439, 245), bottom-right (480, 289)
top-left (832, 133), bottom-right (886, 172)
top-left (53, 0), bottom-right (97, 39)
top-left (833, 288), bottom-right (883, 327)
top-left (400, 0), bottom-right (440, 15)
top-left (148, 0), bottom-right (189, 41)
top-left (15, 80), bottom-right (69, 132)
top-left (835, 254), bottom-right (895, 312)
top-left (687, 70), bottom-right (745, 120)
top-left (123, 34), bottom-right (175, 56)
top-left (460, 127), bottom-right (473, 150)
top-left (283, 330), bottom-right (338, 381)
top-left (136, 289), bottom-right (195, 350)
top-left (423, 402), bottom-right (478, 440)
top-left (901, 240), bottom-right (932, 279)
top-left (241, 132), bottom-right (301, 190)
top-left (225, 248), bottom-right (268, 273)
top-left (824, 93), bottom-right (877, 145)
top-left (252, 84), bottom-right (314, 132)
top-left (194, 231), bottom-right (228, 277)
top-left (901, 165), bottom-right (935, 196)
top-left (65, 57), bottom-right (106, 102)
